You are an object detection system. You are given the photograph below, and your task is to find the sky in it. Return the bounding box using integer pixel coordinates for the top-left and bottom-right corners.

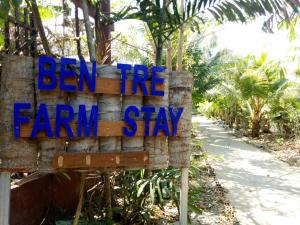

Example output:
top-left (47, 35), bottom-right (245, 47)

top-left (215, 18), bottom-right (297, 60)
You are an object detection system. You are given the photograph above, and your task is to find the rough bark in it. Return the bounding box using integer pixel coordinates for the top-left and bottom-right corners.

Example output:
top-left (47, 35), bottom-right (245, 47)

top-left (0, 56), bottom-right (37, 171)
top-left (251, 119), bottom-right (261, 138)
top-left (29, 0), bottom-right (52, 55)
top-left (145, 72), bottom-right (169, 169)
top-left (97, 65), bottom-right (121, 219)
top-left (35, 60), bottom-right (66, 172)
top-left (82, 0), bottom-right (96, 61)
top-left (75, 6), bottom-right (83, 59)
top-left (169, 71), bottom-right (193, 168)
top-left (166, 41), bottom-right (173, 71)
top-left (122, 70), bottom-right (143, 153)
top-left (68, 74), bottom-right (99, 153)
top-left (95, 0), bottom-right (112, 64)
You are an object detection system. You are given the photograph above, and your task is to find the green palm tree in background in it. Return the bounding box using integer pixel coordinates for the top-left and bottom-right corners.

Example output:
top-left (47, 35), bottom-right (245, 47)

top-left (107, 0), bottom-right (300, 65)
top-left (236, 53), bottom-right (288, 137)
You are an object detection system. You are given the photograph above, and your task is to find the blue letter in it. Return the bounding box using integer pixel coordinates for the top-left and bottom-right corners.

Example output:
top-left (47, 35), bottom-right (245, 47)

top-left (153, 107), bottom-right (170, 136)
top-left (151, 66), bottom-right (165, 96)
top-left (31, 104), bottom-right (53, 138)
top-left (38, 56), bottom-right (57, 90)
top-left (123, 105), bottom-right (139, 137)
top-left (56, 104), bottom-right (74, 138)
top-left (60, 57), bottom-right (77, 92)
top-left (117, 63), bottom-right (131, 94)
top-left (79, 59), bottom-right (96, 92)
top-left (141, 106), bottom-right (155, 136)
top-left (14, 103), bottom-right (31, 138)
top-left (77, 105), bottom-right (98, 137)
top-left (133, 65), bottom-right (148, 95)
top-left (169, 107), bottom-right (184, 136)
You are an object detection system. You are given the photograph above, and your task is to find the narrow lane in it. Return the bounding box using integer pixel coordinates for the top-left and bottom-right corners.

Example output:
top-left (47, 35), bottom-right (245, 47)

top-left (193, 116), bottom-right (300, 225)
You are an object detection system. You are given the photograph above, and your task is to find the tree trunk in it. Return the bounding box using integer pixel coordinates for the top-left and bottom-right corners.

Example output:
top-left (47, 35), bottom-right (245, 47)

top-left (155, 41), bottom-right (163, 66)
top-left (169, 72), bottom-right (193, 167)
top-left (252, 119), bottom-right (260, 138)
top-left (82, 0), bottom-right (96, 61)
top-left (166, 40), bottom-right (172, 71)
top-left (176, 0), bottom-right (184, 71)
top-left (145, 71), bottom-right (169, 169)
top-left (75, 6), bottom-right (83, 59)
top-left (95, 0), bottom-right (111, 64)
top-left (29, 0), bottom-right (52, 55)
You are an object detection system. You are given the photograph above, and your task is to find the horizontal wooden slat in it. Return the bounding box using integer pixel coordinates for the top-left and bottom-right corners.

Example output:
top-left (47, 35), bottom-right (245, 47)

top-left (53, 151), bottom-right (149, 169)
top-left (20, 120), bottom-right (179, 138)
top-left (43, 77), bottom-right (164, 96)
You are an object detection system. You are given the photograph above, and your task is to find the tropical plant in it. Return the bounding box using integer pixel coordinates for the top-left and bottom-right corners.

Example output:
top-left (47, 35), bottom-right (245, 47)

top-left (235, 54), bottom-right (288, 137)
top-left (185, 47), bottom-right (232, 109)
top-left (104, 0), bottom-right (300, 65)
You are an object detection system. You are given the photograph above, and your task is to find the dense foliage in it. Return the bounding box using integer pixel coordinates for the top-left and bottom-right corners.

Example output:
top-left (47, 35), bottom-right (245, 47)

top-left (197, 53), bottom-right (300, 138)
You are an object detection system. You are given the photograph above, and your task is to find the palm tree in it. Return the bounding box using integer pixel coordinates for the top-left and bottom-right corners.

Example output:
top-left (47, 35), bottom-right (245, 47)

top-left (106, 0), bottom-right (300, 65)
top-left (236, 53), bottom-right (288, 137)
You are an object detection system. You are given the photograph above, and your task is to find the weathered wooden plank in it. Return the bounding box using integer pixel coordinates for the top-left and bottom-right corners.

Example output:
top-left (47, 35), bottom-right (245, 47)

top-left (122, 70), bottom-right (144, 152)
top-left (0, 172), bottom-right (10, 225)
top-left (145, 72), bottom-right (169, 169)
top-left (19, 121), bottom-right (178, 138)
top-left (0, 56), bottom-right (37, 171)
top-left (40, 77), bottom-right (164, 96)
top-left (169, 71), bottom-right (193, 168)
top-left (52, 151), bottom-right (149, 169)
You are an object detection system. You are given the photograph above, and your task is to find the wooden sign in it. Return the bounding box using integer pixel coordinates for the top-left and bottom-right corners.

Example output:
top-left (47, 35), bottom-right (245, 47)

top-left (0, 55), bottom-right (193, 172)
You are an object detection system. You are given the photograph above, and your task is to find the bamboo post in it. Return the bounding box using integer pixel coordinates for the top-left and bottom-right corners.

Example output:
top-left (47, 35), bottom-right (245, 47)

top-left (122, 70), bottom-right (143, 153)
top-left (0, 55), bottom-right (37, 171)
top-left (0, 172), bottom-right (10, 225)
top-left (144, 71), bottom-right (169, 169)
top-left (168, 71), bottom-right (193, 167)
top-left (35, 60), bottom-right (66, 172)
top-left (180, 168), bottom-right (188, 225)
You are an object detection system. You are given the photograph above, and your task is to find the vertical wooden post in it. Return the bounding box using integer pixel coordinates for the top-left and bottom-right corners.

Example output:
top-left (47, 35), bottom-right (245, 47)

top-left (30, 12), bottom-right (37, 57)
top-left (180, 168), bottom-right (188, 225)
top-left (24, 8), bottom-right (29, 56)
top-left (15, 9), bottom-right (20, 51)
top-left (0, 172), bottom-right (10, 225)
top-left (4, 19), bottom-right (10, 54)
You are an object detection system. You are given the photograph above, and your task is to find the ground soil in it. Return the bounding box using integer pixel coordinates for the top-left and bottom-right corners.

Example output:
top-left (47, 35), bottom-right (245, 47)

top-left (145, 132), bottom-right (240, 225)
top-left (228, 125), bottom-right (300, 167)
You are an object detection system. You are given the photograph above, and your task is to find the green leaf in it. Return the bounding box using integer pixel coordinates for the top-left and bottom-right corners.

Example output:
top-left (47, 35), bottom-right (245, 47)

top-left (137, 180), bottom-right (149, 197)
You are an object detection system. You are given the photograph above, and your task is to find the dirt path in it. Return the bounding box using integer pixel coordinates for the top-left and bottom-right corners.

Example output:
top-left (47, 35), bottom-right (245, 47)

top-left (193, 116), bottom-right (300, 225)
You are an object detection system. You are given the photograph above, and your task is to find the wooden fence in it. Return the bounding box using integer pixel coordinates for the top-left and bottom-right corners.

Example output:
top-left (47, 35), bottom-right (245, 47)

top-left (3, 7), bottom-right (37, 56)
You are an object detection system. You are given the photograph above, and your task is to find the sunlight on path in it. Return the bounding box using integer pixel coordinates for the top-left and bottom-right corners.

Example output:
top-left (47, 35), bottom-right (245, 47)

top-left (193, 116), bottom-right (300, 225)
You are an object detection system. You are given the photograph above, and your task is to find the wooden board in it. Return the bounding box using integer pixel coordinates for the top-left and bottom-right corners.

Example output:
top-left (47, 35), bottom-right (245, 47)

top-left (53, 151), bottom-right (149, 169)
top-left (20, 121), bottom-right (179, 138)
top-left (43, 77), bottom-right (164, 96)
